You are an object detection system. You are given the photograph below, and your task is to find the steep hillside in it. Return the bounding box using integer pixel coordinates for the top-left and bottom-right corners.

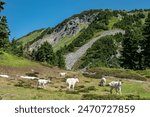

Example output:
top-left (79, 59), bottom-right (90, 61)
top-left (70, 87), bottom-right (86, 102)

top-left (0, 51), bottom-right (37, 67)
top-left (18, 9), bottom-right (150, 70)
top-left (17, 28), bottom-right (46, 46)
top-left (65, 29), bottom-right (125, 70)
top-left (0, 51), bottom-right (62, 78)
top-left (29, 13), bottom-right (98, 51)
top-left (19, 10), bottom-right (122, 51)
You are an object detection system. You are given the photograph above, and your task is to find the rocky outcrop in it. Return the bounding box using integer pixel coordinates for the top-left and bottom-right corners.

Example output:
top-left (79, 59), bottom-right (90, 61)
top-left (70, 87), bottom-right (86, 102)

top-left (65, 29), bottom-right (125, 70)
top-left (29, 13), bottom-right (98, 51)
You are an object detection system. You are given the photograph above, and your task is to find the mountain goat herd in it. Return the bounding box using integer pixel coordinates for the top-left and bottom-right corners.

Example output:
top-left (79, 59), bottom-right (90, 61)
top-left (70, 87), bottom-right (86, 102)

top-left (99, 76), bottom-right (122, 94)
top-left (0, 71), bottom-right (123, 95)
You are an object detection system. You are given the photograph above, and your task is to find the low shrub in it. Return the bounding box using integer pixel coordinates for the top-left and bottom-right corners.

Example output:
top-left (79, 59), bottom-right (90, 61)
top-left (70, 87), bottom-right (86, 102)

top-left (84, 67), bottom-right (147, 81)
top-left (78, 88), bottom-right (89, 93)
top-left (78, 85), bottom-right (85, 88)
top-left (87, 86), bottom-right (96, 91)
top-left (81, 94), bottom-right (148, 100)
top-left (14, 80), bottom-right (36, 88)
top-left (77, 86), bottom-right (96, 93)
top-left (65, 90), bottom-right (79, 94)
top-left (25, 72), bottom-right (38, 77)
top-left (0, 51), bottom-right (3, 55)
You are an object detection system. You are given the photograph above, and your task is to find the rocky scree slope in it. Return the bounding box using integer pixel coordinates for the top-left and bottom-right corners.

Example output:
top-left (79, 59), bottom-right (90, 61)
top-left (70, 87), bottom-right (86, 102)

top-left (65, 29), bottom-right (125, 70)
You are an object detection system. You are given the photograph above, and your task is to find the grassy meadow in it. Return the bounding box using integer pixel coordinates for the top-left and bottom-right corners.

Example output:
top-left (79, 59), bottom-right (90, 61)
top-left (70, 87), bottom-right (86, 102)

top-left (0, 67), bottom-right (150, 100)
top-left (0, 52), bottom-right (150, 100)
top-left (0, 52), bottom-right (38, 67)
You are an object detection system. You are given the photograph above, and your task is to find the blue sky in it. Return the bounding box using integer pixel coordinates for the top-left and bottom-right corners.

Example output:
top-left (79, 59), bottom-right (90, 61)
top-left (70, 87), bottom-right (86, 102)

top-left (1, 0), bottom-right (150, 39)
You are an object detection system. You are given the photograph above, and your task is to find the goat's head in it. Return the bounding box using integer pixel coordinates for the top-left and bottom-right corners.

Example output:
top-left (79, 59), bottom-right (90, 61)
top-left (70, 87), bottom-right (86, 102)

top-left (76, 78), bottom-right (79, 82)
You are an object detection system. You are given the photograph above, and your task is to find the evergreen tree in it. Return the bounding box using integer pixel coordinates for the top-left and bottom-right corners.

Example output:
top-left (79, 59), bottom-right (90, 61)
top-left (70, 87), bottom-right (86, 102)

top-left (56, 50), bottom-right (65, 68)
top-left (0, 0), bottom-right (10, 50)
top-left (10, 39), bottom-right (23, 57)
top-left (120, 29), bottom-right (144, 70)
top-left (33, 41), bottom-right (55, 65)
top-left (143, 13), bottom-right (150, 68)
top-left (0, 0), bottom-right (5, 11)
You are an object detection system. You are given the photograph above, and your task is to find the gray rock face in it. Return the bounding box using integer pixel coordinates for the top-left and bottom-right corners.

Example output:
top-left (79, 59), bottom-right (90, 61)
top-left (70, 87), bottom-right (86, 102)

top-left (29, 14), bottom-right (98, 51)
top-left (65, 29), bottom-right (125, 70)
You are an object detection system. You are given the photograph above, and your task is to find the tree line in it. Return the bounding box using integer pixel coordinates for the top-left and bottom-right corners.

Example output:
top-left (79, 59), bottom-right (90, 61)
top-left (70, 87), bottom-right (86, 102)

top-left (79, 12), bottom-right (150, 70)
top-left (31, 41), bottom-right (65, 68)
top-left (121, 13), bottom-right (150, 70)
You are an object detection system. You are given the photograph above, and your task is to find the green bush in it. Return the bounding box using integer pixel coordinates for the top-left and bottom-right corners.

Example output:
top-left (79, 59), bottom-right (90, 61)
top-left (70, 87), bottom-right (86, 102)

top-left (14, 80), bottom-right (36, 88)
top-left (81, 94), bottom-right (148, 100)
top-left (0, 51), bottom-right (3, 55)
top-left (65, 90), bottom-right (79, 94)
top-left (78, 85), bottom-right (85, 88)
top-left (77, 86), bottom-right (96, 93)
top-left (78, 88), bottom-right (89, 93)
top-left (84, 67), bottom-right (147, 81)
top-left (25, 72), bottom-right (38, 77)
top-left (87, 86), bottom-right (96, 90)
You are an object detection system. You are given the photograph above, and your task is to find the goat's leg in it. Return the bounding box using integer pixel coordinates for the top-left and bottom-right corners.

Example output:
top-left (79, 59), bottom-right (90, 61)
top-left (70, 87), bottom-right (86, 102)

top-left (119, 87), bottom-right (122, 95)
top-left (72, 84), bottom-right (75, 91)
top-left (110, 87), bottom-right (113, 94)
top-left (68, 84), bottom-right (71, 90)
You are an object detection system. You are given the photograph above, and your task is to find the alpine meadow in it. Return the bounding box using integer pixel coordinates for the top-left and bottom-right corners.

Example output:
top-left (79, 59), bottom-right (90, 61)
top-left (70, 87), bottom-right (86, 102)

top-left (0, 0), bottom-right (150, 100)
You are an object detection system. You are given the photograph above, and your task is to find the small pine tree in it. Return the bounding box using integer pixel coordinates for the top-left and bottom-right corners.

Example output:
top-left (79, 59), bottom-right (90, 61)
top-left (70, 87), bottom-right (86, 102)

top-left (0, 16), bottom-right (10, 50)
top-left (0, 0), bottom-right (5, 11)
top-left (33, 41), bottom-right (55, 65)
top-left (56, 50), bottom-right (65, 68)
top-left (0, 1), bottom-right (10, 50)
top-left (120, 28), bottom-right (144, 70)
top-left (10, 39), bottom-right (23, 57)
top-left (143, 13), bottom-right (150, 68)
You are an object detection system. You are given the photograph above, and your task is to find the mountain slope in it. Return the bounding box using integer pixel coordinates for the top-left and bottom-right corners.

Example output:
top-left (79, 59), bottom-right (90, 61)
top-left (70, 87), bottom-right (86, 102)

top-left (17, 9), bottom-right (149, 70)
top-left (17, 28), bottom-right (46, 46)
top-left (0, 51), bottom-right (37, 67)
top-left (65, 29), bottom-right (125, 70)
top-left (28, 11), bottom-right (99, 51)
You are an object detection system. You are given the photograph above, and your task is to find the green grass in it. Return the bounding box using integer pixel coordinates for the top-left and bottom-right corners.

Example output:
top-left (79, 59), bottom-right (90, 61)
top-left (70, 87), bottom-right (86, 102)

top-left (137, 69), bottom-right (150, 78)
top-left (0, 52), bottom-right (37, 67)
top-left (0, 86), bottom-right (81, 100)
top-left (53, 34), bottom-right (80, 52)
top-left (122, 81), bottom-right (150, 99)
top-left (86, 67), bottom-right (147, 81)
top-left (18, 29), bottom-right (45, 46)
top-left (0, 74), bottom-right (150, 100)
top-left (108, 17), bottom-right (120, 29)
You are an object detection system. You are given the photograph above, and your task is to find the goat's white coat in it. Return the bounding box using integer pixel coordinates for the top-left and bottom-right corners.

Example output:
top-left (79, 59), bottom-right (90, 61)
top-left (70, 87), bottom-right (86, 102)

top-left (0, 75), bottom-right (9, 78)
top-left (60, 72), bottom-right (66, 78)
top-left (38, 79), bottom-right (51, 88)
top-left (99, 77), bottom-right (106, 86)
top-left (66, 78), bottom-right (79, 90)
top-left (109, 81), bottom-right (122, 94)
top-left (20, 76), bottom-right (37, 80)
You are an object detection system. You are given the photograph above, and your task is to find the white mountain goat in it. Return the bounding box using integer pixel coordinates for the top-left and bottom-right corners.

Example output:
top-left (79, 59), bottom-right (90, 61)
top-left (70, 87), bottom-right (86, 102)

top-left (99, 77), bottom-right (106, 86)
top-left (38, 79), bottom-right (51, 88)
top-left (66, 78), bottom-right (79, 90)
top-left (60, 72), bottom-right (66, 78)
top-left (109, 81), bottom-right (122, 95)
top-left (20, 76), bottom-right (38, 80)
top-left (0, 75), bottom-right (9, 78)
